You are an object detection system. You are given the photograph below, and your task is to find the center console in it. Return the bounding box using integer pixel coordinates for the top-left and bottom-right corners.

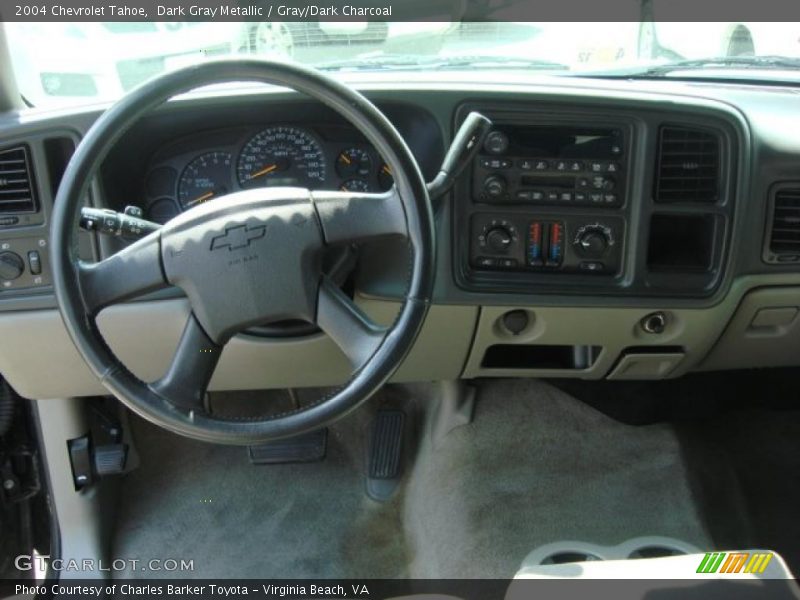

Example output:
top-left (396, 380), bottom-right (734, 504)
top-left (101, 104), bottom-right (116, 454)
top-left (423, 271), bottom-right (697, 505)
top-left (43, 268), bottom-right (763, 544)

top-left (453, 102), bottom-right (736, 299)
top-left (470, 122), bottom-right (628, 276)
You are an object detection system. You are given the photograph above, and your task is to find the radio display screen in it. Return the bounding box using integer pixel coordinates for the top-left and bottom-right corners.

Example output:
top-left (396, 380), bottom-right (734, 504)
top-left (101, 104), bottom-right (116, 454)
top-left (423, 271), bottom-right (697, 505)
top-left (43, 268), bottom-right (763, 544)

top-left (502, 125), bottom-right (622, 159)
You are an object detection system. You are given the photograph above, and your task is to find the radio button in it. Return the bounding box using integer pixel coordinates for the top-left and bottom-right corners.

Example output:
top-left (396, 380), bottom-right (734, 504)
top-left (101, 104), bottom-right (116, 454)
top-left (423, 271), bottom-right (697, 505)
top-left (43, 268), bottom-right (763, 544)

top-left (559, 192), bottom-right (573, 202)
top-left (555, 161), bottom-right (568, 172)
top-left (604, 194), bottom-right (617, 204)
top-left (606, 162), bottom-right (621, 173)
top-left (516, 190), bottom-right (532, 201)
top-left (577, 177), bottom-right (590, 189)
top-left (534, 160), bottom-right (549, 171)
top-left (531, 191), bottom-right (545, 201)
top-left (546, 191), bottom-right (559, 202)
top-left (590, 193), bottom-right (603, 204)
top-left (475, 257), bottom-right (498, 268)
top-left (484, 131), bottom-right (509, 155)
top-left (484, 175), bottom-right (507, 199)
top-left (569, 161), bottom-right (584, 172)
top-left (481, 158), bottom-right (511, 169)
top-left (590, 161), bottom-right (604, 172)
top-left (499, 258), bottom-right (518, 268)
top-left (574, 192), bottom-right (587, 203)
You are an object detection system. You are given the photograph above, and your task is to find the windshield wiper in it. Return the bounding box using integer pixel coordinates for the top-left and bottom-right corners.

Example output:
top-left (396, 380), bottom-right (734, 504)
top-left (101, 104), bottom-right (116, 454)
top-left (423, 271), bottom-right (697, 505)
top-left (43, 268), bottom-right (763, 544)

top-left (597, 55), bottom-right (800, 79)
top-left (317, 54), bottom-right (569, 73)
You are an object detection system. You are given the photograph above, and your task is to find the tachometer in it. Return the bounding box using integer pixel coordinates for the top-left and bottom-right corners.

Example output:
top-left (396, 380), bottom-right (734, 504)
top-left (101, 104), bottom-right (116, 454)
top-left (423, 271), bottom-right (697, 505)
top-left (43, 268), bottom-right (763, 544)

top-left (237, 126), bottom-right (327, 189)
top-left (177, 151), bottom-right (233, 210)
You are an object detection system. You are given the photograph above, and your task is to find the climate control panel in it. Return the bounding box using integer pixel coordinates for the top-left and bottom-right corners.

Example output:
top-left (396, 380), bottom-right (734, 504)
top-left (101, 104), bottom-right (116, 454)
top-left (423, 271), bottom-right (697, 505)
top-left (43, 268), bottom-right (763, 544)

top-left (470, 213), bottom-right (623, 275)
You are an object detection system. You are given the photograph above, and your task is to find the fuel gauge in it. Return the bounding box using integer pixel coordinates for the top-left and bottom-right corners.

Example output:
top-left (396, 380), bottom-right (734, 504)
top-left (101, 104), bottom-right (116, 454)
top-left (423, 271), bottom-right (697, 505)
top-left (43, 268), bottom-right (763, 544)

top-left (336, 148), bottom-right (371, 179)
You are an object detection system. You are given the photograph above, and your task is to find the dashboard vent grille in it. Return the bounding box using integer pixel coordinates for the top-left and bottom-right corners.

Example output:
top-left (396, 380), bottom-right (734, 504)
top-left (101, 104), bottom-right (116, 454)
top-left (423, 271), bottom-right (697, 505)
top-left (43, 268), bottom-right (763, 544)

top-left (0, 145), bottom-right (36, 214)
top-left (655, 126), bottom-right (720, 203)
top-left (768, 188), bottom-right (800, 259)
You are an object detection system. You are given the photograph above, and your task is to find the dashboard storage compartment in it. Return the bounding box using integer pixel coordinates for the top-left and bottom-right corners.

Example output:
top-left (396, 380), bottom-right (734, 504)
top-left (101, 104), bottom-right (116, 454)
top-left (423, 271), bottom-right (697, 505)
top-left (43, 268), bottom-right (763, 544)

top-left (647, 214), bottom-right (715, 272)
top-left (481, 344), bottom-right (600, 370)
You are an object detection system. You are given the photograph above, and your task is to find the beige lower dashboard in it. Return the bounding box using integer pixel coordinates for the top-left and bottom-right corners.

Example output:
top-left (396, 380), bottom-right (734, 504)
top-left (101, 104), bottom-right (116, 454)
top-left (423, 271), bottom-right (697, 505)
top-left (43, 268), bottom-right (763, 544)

top-left (0, 281), bottom-right (799, 399)
top-left (0, 298), bottom-right (477, 399)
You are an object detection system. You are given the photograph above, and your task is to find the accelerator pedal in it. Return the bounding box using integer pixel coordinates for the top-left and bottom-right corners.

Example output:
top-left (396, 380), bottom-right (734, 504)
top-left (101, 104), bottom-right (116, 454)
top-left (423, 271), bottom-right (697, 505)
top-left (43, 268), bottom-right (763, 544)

top-left (367, 409), bottom-right (405, 501)
top-left (248, 428), bottom-right (327, 464)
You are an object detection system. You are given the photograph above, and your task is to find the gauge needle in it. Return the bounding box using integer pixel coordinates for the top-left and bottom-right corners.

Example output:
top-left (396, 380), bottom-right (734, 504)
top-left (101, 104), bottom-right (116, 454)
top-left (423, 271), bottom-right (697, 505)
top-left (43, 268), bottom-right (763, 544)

top-left (185, 191), bottom-right (214, 207)
top-left (340, 153), bottom-right (352, 165)
top-left (249, 163), bottom-right (278, 180)
top-left (382, 164), bottom-right (392, 175)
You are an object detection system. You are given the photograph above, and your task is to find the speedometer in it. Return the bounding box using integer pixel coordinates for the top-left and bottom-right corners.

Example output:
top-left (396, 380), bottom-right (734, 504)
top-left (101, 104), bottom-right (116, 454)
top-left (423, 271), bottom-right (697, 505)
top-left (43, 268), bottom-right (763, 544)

top-left (237, 126), bottom-right (327, 189)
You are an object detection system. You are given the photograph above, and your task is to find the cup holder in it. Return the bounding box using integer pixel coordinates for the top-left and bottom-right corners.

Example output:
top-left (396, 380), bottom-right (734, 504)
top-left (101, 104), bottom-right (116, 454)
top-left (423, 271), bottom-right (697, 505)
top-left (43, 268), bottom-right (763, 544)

top-left (541, 551), bottom-right (602, 565)
top-left (628, 545), bottom-right (688, 559)
top-left (520, 537), bottom-right (701, 570)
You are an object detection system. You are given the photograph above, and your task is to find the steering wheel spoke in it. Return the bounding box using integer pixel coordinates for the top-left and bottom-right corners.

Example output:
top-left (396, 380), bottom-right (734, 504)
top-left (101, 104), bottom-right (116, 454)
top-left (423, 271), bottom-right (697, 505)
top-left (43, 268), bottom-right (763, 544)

top-left (78, 232), bottom-right (167, 315)
top-left (313, 188), bottom-right (407, 245)
top-left (316, 276), bottom-right (387, 369)
top-left (149, 313), bottom-right (223, 412)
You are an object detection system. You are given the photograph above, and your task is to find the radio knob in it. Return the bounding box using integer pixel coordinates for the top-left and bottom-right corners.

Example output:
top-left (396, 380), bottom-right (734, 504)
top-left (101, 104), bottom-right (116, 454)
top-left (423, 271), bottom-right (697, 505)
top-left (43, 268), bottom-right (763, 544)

top-left (483, 175), bottom-right (507, 199)
top-left (484, 131), bottom-right (509, 155)
top-left (575, 227), bottom-right (611, 257)
top-left (486, 227), bottom-right (513, 253)
top-left (0, 251), bottom-right (24, 281)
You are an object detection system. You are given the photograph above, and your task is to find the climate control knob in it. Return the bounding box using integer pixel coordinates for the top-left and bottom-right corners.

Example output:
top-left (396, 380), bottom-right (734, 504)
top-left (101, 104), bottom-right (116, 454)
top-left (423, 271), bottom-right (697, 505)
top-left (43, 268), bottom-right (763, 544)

top-left (574, 225), bottom-right (614, 258)
top-left (0, 251), bottom-right (24, 281)
top-left (486, 227), bottom-right (513, 253)
top-left (483, 175), bottom-right (507, 199)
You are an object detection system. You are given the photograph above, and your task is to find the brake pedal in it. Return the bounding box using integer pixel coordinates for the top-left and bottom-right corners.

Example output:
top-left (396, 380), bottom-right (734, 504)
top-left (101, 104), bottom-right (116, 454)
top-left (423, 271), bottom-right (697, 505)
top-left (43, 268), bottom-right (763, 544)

top-left (248, 428), bottom-right (327, 464)
top-left (367, 409), bottom-right (405, 501)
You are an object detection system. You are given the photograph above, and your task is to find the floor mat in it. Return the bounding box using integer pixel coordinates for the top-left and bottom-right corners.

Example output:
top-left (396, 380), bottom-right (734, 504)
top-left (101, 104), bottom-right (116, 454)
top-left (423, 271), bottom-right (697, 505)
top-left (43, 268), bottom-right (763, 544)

top-left (403, 379), bottom-right (712, 578)
top-left (112, 401), bottom-right (408, 578)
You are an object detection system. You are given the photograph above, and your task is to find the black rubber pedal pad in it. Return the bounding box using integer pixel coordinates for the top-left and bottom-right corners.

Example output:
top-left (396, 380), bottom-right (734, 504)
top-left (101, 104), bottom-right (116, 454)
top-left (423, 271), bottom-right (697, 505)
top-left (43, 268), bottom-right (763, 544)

top-left (248, 428), bottom-right (327, 464)
top-left (368, 410), bottom-right (405, 479)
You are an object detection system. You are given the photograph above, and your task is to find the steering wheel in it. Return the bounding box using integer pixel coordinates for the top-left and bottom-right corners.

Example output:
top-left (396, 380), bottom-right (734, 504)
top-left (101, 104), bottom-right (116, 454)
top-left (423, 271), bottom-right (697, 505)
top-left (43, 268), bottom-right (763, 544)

top-left (50, 59), bottom-right (434, 445)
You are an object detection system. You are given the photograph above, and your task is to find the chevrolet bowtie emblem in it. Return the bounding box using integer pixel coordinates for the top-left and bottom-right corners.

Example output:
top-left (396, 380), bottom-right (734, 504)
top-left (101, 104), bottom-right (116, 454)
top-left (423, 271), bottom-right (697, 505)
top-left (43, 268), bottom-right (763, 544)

top-left (210, 224), bottom-right (266, 251)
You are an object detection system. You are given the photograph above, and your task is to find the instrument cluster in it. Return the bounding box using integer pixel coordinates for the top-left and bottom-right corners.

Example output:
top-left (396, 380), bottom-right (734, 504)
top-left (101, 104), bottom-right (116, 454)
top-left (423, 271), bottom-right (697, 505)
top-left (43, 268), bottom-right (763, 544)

top-left (142, 124), bottom-right (395, 224)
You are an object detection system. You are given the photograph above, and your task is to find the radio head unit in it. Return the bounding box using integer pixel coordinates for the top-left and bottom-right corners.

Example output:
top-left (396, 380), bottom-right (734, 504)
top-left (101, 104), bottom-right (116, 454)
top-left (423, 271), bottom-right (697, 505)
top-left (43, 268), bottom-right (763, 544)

top-left (473, 124), bottom-right (627, 208)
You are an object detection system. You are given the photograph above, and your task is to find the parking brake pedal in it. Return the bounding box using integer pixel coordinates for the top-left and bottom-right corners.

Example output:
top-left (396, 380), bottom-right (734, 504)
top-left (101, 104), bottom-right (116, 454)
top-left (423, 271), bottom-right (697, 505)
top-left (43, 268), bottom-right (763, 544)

top-left (367, 409), bottom-right (405, 501)
top-left (248, 429), bottom-right (327, 464)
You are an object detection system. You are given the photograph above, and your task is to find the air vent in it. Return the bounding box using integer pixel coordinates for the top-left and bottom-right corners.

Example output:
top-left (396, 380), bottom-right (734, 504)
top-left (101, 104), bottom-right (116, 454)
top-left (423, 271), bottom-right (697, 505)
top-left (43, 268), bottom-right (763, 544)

top-left (767, 187), bottom-right (800, 261)
top-left (655, 126), bottom-right (720, 203)
top-left (0, 145), bottom-right (37, 214)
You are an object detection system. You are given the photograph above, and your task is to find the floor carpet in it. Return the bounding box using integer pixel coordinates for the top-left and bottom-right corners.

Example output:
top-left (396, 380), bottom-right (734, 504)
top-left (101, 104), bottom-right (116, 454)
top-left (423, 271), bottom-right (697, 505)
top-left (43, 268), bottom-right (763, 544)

top-left (113, 379), bottom-right (725, 578)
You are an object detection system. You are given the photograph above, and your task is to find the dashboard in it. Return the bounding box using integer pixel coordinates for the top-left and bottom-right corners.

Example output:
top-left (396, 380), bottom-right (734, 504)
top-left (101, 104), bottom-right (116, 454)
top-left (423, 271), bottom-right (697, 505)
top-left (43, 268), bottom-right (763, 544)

top-left (140, 123), bottom-right (395, 225)
top-left (1, 73), bottom-right (800, 399)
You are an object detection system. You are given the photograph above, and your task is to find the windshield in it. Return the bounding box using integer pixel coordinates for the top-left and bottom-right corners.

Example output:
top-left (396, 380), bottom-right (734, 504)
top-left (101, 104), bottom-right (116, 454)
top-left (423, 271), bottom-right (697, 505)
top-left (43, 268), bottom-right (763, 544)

top-left (6, 21), bottom-right (800, 107)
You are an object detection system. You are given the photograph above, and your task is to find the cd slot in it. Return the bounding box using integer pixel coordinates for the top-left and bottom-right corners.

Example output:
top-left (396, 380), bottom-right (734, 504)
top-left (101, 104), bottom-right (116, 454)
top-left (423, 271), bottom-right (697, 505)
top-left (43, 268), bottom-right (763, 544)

top-left (520, 175), bottom-right (575, 189)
